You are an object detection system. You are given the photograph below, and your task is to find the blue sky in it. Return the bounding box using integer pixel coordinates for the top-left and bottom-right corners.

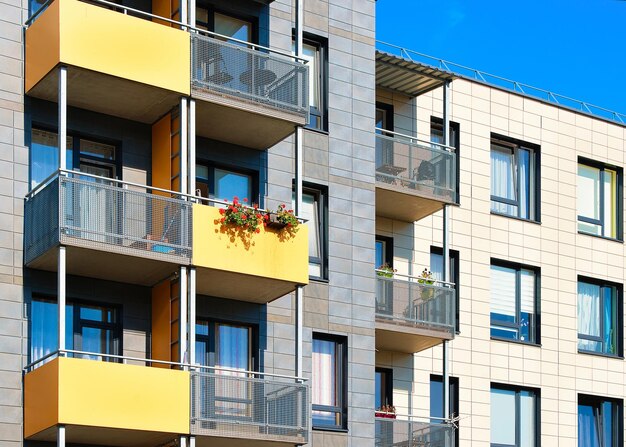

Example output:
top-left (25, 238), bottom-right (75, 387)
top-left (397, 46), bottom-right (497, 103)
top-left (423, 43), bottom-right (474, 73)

top-left (376, 0), bottom-right (626, 116)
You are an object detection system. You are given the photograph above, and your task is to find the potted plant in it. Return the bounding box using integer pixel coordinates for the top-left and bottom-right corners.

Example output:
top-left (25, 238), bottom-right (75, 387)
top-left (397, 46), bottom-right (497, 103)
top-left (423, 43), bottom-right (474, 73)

top-left (264, 204), bottom-right (300, 232)
top-left (418, 268), bottom-right (435, 301)
top-left (375, 404), bottom-right (396, 419)
top-left (219, 197), bottom-right (263, 234)
top-left (376, 263), bottom-right (396, 278)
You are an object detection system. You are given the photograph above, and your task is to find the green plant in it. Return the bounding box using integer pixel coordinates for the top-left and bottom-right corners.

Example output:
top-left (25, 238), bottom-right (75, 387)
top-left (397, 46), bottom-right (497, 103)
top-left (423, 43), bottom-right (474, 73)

top-left (265, 204), bottom-right (300, 231)
top-left (219, 197), bottom-right (263, 234)
top-left (377, 263), bottom-right (396, 278)
top-left (417, 268), bottom-right (434, 285)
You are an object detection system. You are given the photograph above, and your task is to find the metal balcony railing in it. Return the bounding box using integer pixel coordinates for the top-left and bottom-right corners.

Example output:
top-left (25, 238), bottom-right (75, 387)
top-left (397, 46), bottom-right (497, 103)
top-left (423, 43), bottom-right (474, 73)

top-left (375, 130), bottom-right (456, 203)
top-left (24, 170), bottom-right (192, 265)
top-left (375, 416), bottom-right (455, 447)
top-left (190, 369), bottom-right (309, 444)
top-left (375, 271), bottom-right (455, 333)
top-left (191, 33), bottom-right (309, 120)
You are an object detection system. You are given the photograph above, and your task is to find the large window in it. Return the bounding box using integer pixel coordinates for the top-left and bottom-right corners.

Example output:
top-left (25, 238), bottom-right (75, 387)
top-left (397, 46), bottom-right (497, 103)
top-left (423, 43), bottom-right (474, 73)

top-left (430, 247), bottom-right (460, 332)
top-left (490, 261), bottom-right (539, 344)
top-left (577, 278), bottom-right (622, 357)
top-left (578, 395), bottom-right (623, 447)
top-left (490, 136), bottom-right (539, 221)
top-left (431, 117), bottom-right (460, 203)
top-left (196, 162), bottom-right (257, 204)
top-left (431, 375), bottom-right (460, 447)
top-left (491, 385), bottom-right (538, 447)
top-left (29, 297), bottom-right (121, 363)
top-left (578, 159), bottom-right (622, 240)
top-left (312, 333), bottom-right (347, 430)
top-left (296, 35), bottom-right (328, 131)
top-left (297, 184), bottom-right (328, 280)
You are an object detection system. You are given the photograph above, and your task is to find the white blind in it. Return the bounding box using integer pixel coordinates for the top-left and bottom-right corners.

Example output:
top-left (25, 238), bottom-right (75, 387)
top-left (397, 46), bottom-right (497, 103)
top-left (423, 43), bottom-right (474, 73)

top-left (578, 164), bottom-right (600, 220)
top-left (520, 269), bottom-right (535, 314)
top-left (491, 265), bottom-right (516, 317)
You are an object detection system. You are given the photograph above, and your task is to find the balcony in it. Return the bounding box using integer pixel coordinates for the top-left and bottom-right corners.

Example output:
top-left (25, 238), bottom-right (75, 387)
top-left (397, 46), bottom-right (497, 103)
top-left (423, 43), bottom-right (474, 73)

top-left (24, 355), bottom-right (190, 446)
top-left (191, 34), bottom-right (309, 149)
top-left (375, 131), bottom-right (456, 221)
top-left (25, 0), bottom-right (190, 123)
top-left (190, 369), bottom-right (309, 446)
top-left (192, 203), bottom-right (308, 303)
top-left (24, 171), bottom-right (192, 285)
top-left (375, 272), bottom-right (455, 353)
top-left (375, 416), bottom-right (455, 447)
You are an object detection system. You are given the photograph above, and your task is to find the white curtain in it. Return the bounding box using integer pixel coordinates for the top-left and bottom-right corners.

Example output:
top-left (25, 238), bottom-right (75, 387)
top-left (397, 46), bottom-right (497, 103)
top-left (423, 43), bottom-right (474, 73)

top-left (578, 282), bottom-right (601, 351)
top-left (603, 169), bottom-right (616, 238)
top-left (312, 338), bottom-right (336, 424)
top-left (518, 149), bottom-right (530, 219)
top-left (490, 148), bottom-right (516, 215)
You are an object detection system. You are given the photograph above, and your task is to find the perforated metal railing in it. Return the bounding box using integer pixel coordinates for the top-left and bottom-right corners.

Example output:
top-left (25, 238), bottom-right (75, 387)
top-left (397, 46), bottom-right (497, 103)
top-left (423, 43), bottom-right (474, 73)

top-left (375, 131), bottom-right (456, 203)
top-left (375, 272), bottom-right (455, 334)
top-left (24, 171), bottom-right (192, 265)
top-left (375, 416), bottom-right (455, 447)
top-left (191, 33), bottom-right (309, 120)
top-left (190, 369), bottom-right (309, 444)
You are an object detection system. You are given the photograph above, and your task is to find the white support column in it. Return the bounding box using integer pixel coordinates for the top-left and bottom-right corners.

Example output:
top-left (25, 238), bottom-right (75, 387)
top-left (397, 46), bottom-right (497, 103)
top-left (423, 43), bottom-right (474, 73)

top-left (189, 267), bottom-right (196, 366)
top-left (442, 80), bottom-right (451, 443)
top-left (294, 0), bottom-right (304, 380)
top-left (180, 266), bottom-right (188, 365)
top-left (188, 99), bottom-right (196, 198)
top-left (58, 66), bottom-right (67, 171)
top-left (58, 425), bottom-right (65, 447)
top-left (179, 436), bottom-right (187, 447)
top-left (58, 246), bottom-right (66, 352)
top-left (180, 98), bottom-right (188, 196)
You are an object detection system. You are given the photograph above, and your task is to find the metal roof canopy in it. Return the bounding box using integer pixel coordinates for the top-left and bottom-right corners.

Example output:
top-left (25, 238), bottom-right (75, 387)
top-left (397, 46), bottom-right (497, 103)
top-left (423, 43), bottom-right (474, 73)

top-left (376, 51), bottom-right (456, 97)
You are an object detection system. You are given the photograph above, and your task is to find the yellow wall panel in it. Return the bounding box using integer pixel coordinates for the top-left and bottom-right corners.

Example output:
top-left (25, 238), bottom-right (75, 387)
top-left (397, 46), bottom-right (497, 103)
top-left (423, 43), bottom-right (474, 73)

top-left (24, 0), bottom-right (60, 92)
top-left (192, 204), bottom-right (309, 285)
top-left (24, 359), bottom-right (59, 437)
top-left (151, 113), bottom-right (172, 194)
top-left (151, 280), bottom-right (171, 367)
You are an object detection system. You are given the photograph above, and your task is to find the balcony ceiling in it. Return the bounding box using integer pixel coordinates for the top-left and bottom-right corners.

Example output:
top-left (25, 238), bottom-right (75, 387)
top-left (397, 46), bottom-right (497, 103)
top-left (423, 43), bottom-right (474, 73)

top-left (376, 51), bottom-right (456, 96)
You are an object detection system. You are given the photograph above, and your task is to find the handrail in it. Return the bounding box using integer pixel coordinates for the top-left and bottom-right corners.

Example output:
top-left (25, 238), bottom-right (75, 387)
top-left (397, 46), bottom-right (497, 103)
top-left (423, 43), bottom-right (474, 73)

top-left (375, 269), bottom-right (455, 287)
top-left (24, 349), bottom-right (308, 382)
top-left (375, 413), bottom-right (451, 423)
top-left (376, 40), bottom-right (626, 126)
top-left (375, 127), bottom-right (456, 153)
top-left (24, 0), bottom-right (307, 63)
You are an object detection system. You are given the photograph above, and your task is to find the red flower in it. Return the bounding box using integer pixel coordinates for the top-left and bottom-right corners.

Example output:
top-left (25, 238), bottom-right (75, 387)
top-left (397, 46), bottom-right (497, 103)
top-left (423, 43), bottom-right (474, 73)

top-left (256, 214), bottom-right (262, 219)
top-left (255, 228), bottom-right (260, 233)
top-left (219, 208), bottom-right (225, 215)
top-left (243, 198), bottom-right (248, 203)
top-left (242, 215), bottom-right (247, 220)
top-left (220, 218), bottom-right (225, 223)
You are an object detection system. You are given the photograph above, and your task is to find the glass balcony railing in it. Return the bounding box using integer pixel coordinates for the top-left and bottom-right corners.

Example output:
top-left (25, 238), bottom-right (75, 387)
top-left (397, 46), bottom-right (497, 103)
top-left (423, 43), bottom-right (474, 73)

top-left (375, 416), bottom-right (455, 447)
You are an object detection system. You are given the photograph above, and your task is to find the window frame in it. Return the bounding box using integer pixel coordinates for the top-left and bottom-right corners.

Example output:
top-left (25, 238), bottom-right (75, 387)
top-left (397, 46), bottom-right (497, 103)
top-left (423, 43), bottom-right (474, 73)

top-left (577, 276), bottom-right (623, 358)
top-left (195, 160), bottom-right (259, 204)
top-left (312, 332), bottom-right (348, 431)
top-left (430, 246), bottom-right (460, 333)
top-left (431, 117), bottom-right (460, 204)
top-left (195, 5), bottom-right (259, 44)
top-left (578, 394), bottom-right (623, 447)
top-left (490, 259), bottom-right (540, 345)
top-left (376, 102), bottom-right (395, 134)
top-left (195, 318), bottom-right (259, 371)
top-left (375, 235), bottom-right (394, 269)
top-left (430, 374), bottom-right (460, 447)
top-left (490, 383), bottom-right (540, 447)
top-left (297, 33), bottom-right (328, 132)
top-left (299, 183), bottom-right (328, 281)
top-left (490, 134), bottom-right (540, 222)
top-left (375, 367), bottom-right (393, 410)
top-left (577, 157), bottom-right (623, 241)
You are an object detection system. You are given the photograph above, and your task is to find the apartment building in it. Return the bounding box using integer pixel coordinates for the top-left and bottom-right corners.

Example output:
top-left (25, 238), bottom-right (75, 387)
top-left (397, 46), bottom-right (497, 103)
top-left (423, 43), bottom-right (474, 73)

top-left (2, 0), bottom-right (625, 445)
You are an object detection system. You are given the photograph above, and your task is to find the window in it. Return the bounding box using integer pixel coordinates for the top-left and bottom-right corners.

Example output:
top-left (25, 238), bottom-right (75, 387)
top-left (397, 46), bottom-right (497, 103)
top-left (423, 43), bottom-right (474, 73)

top-left (490, 136), bottom-right (539, 221)
top-left (30, 128), bottom-right (119, 189)
top-left (375, 235), bottom-right (393, 270)
top-left (296, 35), bottom-right (327, 131)
top-left (196, 162), bottom-right (257, 204)
top-left (431, 375), bottom-right (460, 447)
top-left (490, 261), bottom-right (539, 344)
top-left (196, 8), bottom-right (256, 43)
top-left (577, 278), bottom-right (622, 357)
top-left (491, 385), bottom-right (538, 447)
top-left (578, 159), bottom-right (622, 240)
top-left (431, 117), bottom-right (460, 203)
top-left (578, 395), bottom-right (623, 447)
top-left (297, 184), bottom-right (328, 280)
top-left (29, 297), bottom-right (121, 363)
top-left (376, 102), bottom-right (394, 134)
top-left (375, 368), bottom-right (393, 411)
top-left (430, 247), bottom-right (460, 332)
top-left (312, 333), bottom-right (347, 430)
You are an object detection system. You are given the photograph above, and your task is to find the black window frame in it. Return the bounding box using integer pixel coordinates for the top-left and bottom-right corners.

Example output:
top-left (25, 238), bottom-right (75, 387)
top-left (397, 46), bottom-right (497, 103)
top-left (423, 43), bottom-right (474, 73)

top-left (375, 367), bottom-right (393, 410)
top-left (578, 394), bottom-right (623, 447)
top-left (376, 102), bottom-right (395, 134)
top-left (375, 235), bottom-right (394, 269)
top-left (577, 157), bottom-right (623, 241)
top-left (195, 318), bottom-right (259, 371)
top-left (577, 276), bottom-right (623, 358)
top-left (296, 33), bottom-right (328, 132)
top-left (490, 134), bottom-right (540, 222)
top-left (312, 332), bottom-right (348, 431)
top-left (195, 160), bottom-right (259, 205)
top-left (430, 246), bottom-right (460, 333)
top-left (490, 259), bottom-right (541, 345)
top-left (490, 383), bottom-right (540, 447)
top-left (300, 182), bottom-right (328, 281)
top-left (195, 4), bottom-right (259, 44)
top-left (430, 117), bottom-right (460, 204)
top-left (430, 374), bottom-right (460, 447)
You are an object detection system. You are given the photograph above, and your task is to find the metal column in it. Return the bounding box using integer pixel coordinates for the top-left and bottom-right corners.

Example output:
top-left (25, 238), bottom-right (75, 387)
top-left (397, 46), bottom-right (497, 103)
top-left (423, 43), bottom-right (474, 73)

top-left (189, 267), bottom-right (196, 365)
top-left (58, 66), bottom-right (67, 354)
top-left (442, 80), bottom-right (451, 444)
top-left (294, 0), bottom-right (304, 380)
top-left (180, 267), bottom-right (188, 364)
top-left (58, 66), bottom-right (67, 171)
top-left (188, 100), bottom-right (196, 196)
top-left (58, 425), bottom-right (65, 447)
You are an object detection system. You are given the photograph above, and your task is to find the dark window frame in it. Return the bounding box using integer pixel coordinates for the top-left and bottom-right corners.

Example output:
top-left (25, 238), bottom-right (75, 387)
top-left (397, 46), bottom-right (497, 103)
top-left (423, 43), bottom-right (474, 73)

top-left (430, 374), bottom-right (460, 447)
top-left (431, 117), bottom-right (460, 204)
top-left (296, 32), bottom-right (328, 132)
top-left (195, 159), bottom-right (259, 204)
top-left (301, 182), bottom-right (328, 281)
top-left (490, 383), bottom-right (540, 447)
top-left (490, 134), bottom-right (540, 222)
top-left (577, 275), bottom-right (623, 358)
top-left (196, 4), bottom-right (259, 44)
top-left (375, 235), bottom-right (394, 269)
top-left (376, 102), bottom-right (395, 133)
top-left (431, 246), bottom-right (460, 333)
top-left (577, 157), bottom-right (623, 241)
top-left (375, 367), bottom-right (393, 409)
top-left (312, 332), bottom-right (348, 431)
top-left (578, 394), bottom-right (623, 447)
top-left (195, 317), bottom-right (259, 371)
top-left (490, 259), bottom-right (541, 345)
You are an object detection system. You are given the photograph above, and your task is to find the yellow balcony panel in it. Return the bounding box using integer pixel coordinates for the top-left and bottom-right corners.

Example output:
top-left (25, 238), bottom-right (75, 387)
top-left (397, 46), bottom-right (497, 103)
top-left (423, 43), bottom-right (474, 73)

top-left (24, 357), bottom-right (190, 446)
top-left (192, 204), bottom-right (309, 303)
top-left (25, 0), bottom-right (190, 123)
top-left (375, 133), bottom-right (456, 221)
